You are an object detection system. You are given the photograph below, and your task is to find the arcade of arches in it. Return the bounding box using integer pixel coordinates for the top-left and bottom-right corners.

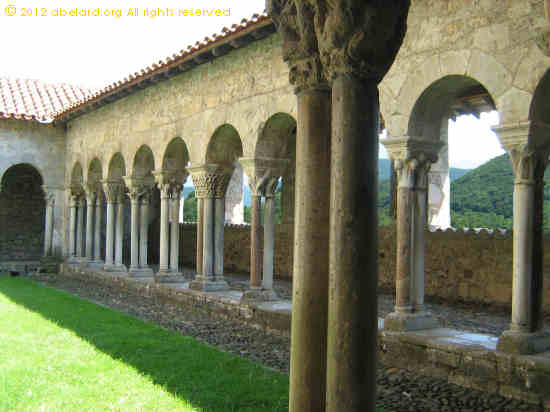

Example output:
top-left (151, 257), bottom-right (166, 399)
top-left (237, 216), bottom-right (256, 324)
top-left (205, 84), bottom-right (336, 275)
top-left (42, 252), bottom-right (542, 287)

top-left (3, 0), bottom-right (550, 410)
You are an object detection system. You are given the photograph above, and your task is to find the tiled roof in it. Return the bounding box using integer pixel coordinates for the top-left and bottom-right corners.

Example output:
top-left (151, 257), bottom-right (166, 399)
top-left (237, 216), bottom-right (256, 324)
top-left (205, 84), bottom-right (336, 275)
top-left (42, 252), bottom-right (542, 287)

top-left (0, 78), bottom-right (94, 123)
top-left (55, 12), bottom-right (274, 121)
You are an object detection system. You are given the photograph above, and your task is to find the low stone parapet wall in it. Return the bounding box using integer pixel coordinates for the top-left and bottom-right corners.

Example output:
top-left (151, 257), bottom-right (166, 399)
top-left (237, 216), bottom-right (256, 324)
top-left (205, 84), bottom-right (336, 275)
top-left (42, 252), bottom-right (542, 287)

top-left (178, 223), bottom-right (550, 313)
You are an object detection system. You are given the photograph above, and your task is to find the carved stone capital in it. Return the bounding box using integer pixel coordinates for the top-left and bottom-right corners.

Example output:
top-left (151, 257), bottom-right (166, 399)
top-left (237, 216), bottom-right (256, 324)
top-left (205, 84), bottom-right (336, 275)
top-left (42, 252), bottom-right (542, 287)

top-left (492, 122), bottom-right (550, 185)
top-left (267, 0), bottom-right (328, 92)
top-left (239, 157), bottom-right (288, 197)
top-left (187, 164), bottom-right (233, 199)
top-left (382, 137), bottom-right (442, 190)
top-left (42, 186), bottom-right (56, 207)
top-left (101, 180), bottom-right (123, 203)
top-left (314, 0), bottom-right (411, 83)
top-left (84, 184), bottom-right (98, 204)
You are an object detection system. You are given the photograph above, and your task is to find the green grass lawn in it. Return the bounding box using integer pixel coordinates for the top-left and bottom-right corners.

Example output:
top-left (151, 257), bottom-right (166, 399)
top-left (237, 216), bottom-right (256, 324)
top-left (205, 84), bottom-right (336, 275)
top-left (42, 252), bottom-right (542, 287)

top-left (0, 276), bottom-right (289, 412)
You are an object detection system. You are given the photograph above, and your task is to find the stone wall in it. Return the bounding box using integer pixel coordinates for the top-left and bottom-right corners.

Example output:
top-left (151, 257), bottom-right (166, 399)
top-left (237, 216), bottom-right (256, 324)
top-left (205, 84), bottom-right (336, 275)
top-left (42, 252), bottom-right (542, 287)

top-left (0, 119), bottom-right (66, 259)
top-left (179, 224), bottom-right (550, 312)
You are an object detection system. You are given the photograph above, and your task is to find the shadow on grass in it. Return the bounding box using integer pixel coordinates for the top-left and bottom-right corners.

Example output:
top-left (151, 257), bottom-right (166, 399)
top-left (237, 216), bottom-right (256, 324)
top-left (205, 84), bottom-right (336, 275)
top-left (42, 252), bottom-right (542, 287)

top-left (0, 276), bottom-right (289, 412)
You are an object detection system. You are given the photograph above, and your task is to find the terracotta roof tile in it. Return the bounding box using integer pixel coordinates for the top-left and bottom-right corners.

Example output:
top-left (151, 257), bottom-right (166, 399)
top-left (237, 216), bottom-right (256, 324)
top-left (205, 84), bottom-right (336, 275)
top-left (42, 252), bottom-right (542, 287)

top-left (0, 78), bottom-right (94, 123)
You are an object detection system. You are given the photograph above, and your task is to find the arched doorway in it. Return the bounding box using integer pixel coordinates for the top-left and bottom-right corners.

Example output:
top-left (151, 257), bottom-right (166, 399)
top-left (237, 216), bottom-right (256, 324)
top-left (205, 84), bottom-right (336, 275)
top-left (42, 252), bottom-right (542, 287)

top-left (0, 164), bottom-right (45, 264)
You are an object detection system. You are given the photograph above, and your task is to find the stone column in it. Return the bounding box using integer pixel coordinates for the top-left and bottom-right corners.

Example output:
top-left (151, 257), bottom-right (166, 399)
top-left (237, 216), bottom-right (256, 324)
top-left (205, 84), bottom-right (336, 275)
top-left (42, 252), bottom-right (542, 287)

top-left (214, 197), bottom-right (224, 277)
top-left (93, 193), bottom-right (104, 265)
top-left (196, 197), bottom-right (204, 275)
top-left (170, 186), bottom-right (182, 275)
top-left (128, 184), bottom-right (141, 272)
top-left (114, 192), bottom-right (127, 272)
top-left (428, 116), bottom-right (451, 229)
top-left (84, 187), bottom-right (96, 262)
top-left (240, 159), bottom-right (288, 302)
top-left (188, 164), bottom-right (231, 291)
top-left (225, 162), bottom-right (244, 224)
top-left (43, 189), bottom-right (55, 257)
top-left (68, 193), bottom-right (78, 260)
top-left (139, 192), bottom-right (152, 274)
top-left (383, 138), bottom-right (441, 332)
top-left (76, 197), bottom-right (85, 259)
top-left (312, 3), bottom-right (410, 410)
top-left (158, 181), bottom-right (171, 276)
top-left (102, 181), bottom-right (119, 271)
top-left (262, 177), bottom-right (280, 296)
top-left (494, 122), bottom-right (550, 354)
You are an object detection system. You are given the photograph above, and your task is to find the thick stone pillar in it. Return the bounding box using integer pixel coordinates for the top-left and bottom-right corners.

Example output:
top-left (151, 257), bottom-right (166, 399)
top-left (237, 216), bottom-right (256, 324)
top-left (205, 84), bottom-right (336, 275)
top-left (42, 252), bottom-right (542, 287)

top-left (140, 192), bottom-right (152, 272)
top-left (102, 181), bottom-right (119, 270)
top-left (383, 138), bottom-right (441, 332)
top-left (188, 164), bottom-right (231, 291)
top-left (239, 159), bottom-right (288, 302)
top-left (428, 116), bottom-right (451, 229)
top-left (494, 122), bottom-right (550, 354)
top-left (170, 187), bottom-right (182, 275)
top-left (43, 189), bottom-right (55, 257)
top-left (84, 187), bottom-right (96, 261)
top-left (76, 198), bottom-right (85, 259)
top-left (225, 161), bottom-right (244, 224)
top-left (114, 192), bottom-right (127, 272)
top-left (93, 193), bottom-right (104, 265)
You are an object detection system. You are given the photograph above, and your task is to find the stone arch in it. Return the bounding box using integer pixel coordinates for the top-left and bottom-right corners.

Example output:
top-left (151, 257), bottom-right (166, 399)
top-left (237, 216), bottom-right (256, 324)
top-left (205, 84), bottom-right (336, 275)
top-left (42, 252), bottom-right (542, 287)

top-left (205, 124), bottom-right (244, 166)
top-left (87, 158), bottom-right (103, 186)
top-left (407, 75), bottom-right (496, 141)
top-left (107, 153), bottom-right (126, 181)
top-left (71, 162), bottom-right (84, 187)
top-left (383, 50), bottom-right (515, 137)
top-left (529, 67), bottom-right (550, 147)
top-left (162, 137), bottom-right (190, 172)
top-left (132, 145), bottom-right (155, 180)
top-left (254, 113), bottom-right (297, 159)
top-left (0, 163), bottom-right (45, 262)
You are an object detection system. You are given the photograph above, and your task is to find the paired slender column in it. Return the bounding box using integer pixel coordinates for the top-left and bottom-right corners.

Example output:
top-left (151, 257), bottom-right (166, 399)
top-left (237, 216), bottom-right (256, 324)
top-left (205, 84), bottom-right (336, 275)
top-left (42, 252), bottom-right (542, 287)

top-left (68, 195), bottom-right (78, 258)
top-left (495, 123), bottom-right (550, 354)
top-left (262, 182), bottom-right (277, 292)
top-left (102, 181), bottom-right (118, 269)
top-left (382, 137), bottom-right (441, 331)
top-left (76, 198), bottom-right (85, 258)
top-left (114, 193), bottom-right (126, 270)
top-left (196, 198), bottom-right (204, 274)
top-left (129, 190), bottom-right (140, 271)
top-left (158, 183), bottom-right (170, 273)
top-left (140, 194), bottom-right (150, 269)
top-left (170, 188), bottom-right (181, 273)
top-left (94, 194), bottom-right (103, 263)
top-left (188, 164), bottom-right (231, 291)
top-left (239, 159), bottom-right (287, 302)
top-left (214, 197), bottom-right (225, 276)
top-left (85, 189), bottom-right (96, 261)
top-left (43, 190), bottom-right (55, 257)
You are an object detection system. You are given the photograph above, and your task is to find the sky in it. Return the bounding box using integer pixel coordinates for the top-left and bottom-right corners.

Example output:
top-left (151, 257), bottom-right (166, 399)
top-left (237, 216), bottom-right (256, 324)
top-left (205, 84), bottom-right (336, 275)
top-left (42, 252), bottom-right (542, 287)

top-left (1, 0), bottom-right (504, 170)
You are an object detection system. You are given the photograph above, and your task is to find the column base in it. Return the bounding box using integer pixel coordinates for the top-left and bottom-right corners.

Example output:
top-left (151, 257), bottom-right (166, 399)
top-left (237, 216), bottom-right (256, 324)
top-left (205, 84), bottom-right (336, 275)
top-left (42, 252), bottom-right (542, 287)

top-left (103, 264), bottom-right (128, 275)
top-left (129, 267), bottom-right (154, 279)
top-left (154, 271), bottom-right (186, 283)
top-left (240, 288), bottom-right (279, 303)
top-left (39, 256), bottom-right (61, 273)
top-left (497, 329), bottom-right (550, 355)
top-left (384, 311), bottom-right (440, 332)
top-left (189, 275), bottom-right (229, 292)
top-left (87, 260), bottom-right (105, 270)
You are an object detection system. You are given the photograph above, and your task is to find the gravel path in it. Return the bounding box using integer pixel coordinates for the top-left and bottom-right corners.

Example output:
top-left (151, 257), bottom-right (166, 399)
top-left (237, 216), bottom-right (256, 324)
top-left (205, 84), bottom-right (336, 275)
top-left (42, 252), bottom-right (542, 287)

top-left (30, 273), bottom-right (546, 411)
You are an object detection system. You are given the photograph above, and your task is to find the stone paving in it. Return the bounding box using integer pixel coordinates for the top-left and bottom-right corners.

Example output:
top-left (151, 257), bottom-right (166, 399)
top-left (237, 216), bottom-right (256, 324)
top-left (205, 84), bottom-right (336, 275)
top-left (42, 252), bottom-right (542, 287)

top-left (24, 269), bottom-right (549, 411)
